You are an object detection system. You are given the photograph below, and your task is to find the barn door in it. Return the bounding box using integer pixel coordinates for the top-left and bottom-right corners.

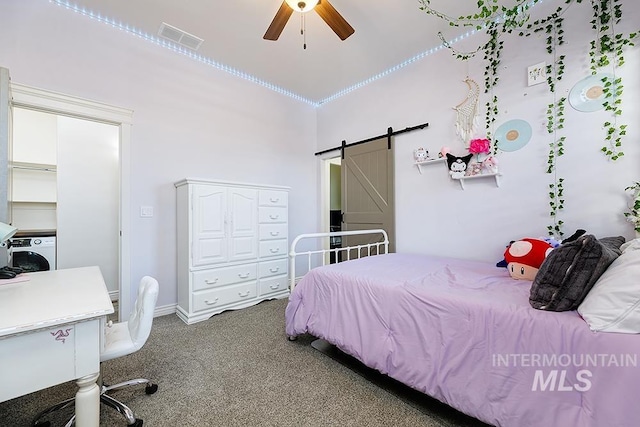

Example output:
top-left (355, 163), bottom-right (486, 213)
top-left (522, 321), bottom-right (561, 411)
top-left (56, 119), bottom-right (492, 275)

top-left (341, 136), bottom-right (395, 255)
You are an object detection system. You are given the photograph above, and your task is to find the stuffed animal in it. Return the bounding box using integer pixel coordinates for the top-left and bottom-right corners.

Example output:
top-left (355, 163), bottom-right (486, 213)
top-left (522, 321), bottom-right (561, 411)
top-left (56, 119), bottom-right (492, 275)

top-left (501, 238), bottom-right (554, 280)
top-left (465, 162), bottom-right (483, 176)
top-left (414, 147), bottom-right (429, 162)
top-left (446, 153), bottom-right (473, 179)
top-left (497, 230), bottom-right (586, 278)
top-left (482, 155), bottom-right (499, 174)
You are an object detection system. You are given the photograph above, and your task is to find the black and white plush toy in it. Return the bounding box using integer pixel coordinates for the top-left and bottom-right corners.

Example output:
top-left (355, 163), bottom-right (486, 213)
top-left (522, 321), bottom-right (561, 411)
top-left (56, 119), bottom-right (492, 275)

top-left (446, 153), bottom-right (473, 178)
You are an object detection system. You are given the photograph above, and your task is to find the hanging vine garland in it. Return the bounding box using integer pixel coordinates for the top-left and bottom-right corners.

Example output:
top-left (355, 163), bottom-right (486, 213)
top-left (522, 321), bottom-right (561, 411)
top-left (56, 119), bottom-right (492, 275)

top-left (419, 0), bottom-right (638, 236)
top-left (418, 0), bottom-right (540, 153)
top-left (524, 10), bottom-right (571, 236)
top-left (588, 0), bottom-right (637, 161)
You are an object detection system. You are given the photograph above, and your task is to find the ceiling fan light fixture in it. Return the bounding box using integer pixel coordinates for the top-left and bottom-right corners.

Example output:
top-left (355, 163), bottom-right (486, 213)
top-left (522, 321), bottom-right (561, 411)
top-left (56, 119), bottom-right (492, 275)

top-left (285, 0), bottom-right (319, 13)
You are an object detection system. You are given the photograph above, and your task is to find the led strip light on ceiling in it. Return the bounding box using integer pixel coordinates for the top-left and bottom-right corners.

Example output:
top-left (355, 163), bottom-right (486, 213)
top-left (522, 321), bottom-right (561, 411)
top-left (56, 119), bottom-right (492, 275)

top-left (48, 0), bottom-right (540, 107)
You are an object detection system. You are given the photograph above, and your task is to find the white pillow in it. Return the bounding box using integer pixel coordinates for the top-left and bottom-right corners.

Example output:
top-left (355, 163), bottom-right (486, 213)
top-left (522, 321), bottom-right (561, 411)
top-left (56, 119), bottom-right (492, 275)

top-left (577, 240), bottom-right (640, 333)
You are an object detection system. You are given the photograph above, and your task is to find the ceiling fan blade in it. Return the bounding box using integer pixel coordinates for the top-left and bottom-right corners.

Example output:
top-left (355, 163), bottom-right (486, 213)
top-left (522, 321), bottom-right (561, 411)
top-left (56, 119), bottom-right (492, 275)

top-left (264, 1), bottom-right (294, 41)
top-left (315, 0), bottom-right (355, 41)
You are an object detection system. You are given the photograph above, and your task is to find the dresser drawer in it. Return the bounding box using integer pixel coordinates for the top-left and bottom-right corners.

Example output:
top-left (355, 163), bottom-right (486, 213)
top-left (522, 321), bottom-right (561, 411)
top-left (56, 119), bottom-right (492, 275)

top-left (259, 190), bottom-right (288, 207)
top-left (192, 263), bottom-right (257, 291)
top-left (259, 224), bottom-right (288, 241)
top-left (259, 239), bottom-right (288, 258)
top-left (193, 282), bottom-right (257, 312)
top-left (259, 275), bottom-right (288, 296)
top-left (259, 207), bottom-right (288, 224)
top-left (259, 258), bottom-right (288, 278)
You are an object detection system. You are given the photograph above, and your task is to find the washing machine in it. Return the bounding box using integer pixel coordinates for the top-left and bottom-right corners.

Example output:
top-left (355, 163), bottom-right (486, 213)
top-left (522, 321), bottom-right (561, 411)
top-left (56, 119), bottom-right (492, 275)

top-left (9, 236), bottom-right (57, 272)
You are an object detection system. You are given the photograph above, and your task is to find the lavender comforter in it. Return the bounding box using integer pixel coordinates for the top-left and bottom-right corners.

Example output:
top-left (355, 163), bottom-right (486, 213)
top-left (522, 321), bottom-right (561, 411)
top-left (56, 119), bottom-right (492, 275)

top-left (285, 253), bottom-right (640, 427)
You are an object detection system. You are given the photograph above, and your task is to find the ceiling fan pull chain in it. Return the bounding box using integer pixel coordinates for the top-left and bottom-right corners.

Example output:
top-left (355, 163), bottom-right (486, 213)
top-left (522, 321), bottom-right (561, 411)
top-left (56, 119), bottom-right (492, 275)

top-left (302, 13), bottom-right (307, 49)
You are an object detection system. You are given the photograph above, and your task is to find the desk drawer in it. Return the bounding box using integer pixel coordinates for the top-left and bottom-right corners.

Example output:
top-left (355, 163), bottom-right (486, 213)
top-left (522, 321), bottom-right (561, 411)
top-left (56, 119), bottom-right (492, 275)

top-left (259, 240), bottom-right (288, 258)
top-left (0, 320), bottom-right (100, 402)
top-left (259, 207), bottom-right (288, 224)
top-left (259, 275), bottom-right (288, 296)
top-left (192, 264), bottom-right (257, 291)
top-left (193, 282), bottom-right (257, 312)
top-left (259, 258), bottom-right (288, 278)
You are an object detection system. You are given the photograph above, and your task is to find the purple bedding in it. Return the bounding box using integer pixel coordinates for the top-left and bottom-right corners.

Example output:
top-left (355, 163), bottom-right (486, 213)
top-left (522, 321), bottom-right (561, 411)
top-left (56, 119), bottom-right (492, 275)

top-left (285, 253), bottom-right (640, 427)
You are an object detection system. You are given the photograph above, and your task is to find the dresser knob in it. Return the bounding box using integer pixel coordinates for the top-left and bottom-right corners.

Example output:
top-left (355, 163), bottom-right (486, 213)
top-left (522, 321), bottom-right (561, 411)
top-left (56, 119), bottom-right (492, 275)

top-left (269, 283), bottom-right (280, 290)
top-left (270, 231), bottom-right (279, 236)
top-left (205, 278), bottom-right (219, 284)
top-left (269, 214), bottom-right (279, 220)
top-left (270, 248), bottom-right (280, 253)
top-left (238, 290), bottom-right (250, 298)
top-left (269, 267), bottom-right (279, 273)
top-left (238, 273), bottom-right (250, 279)
top-left (204, 298), bottom-right (219, 305)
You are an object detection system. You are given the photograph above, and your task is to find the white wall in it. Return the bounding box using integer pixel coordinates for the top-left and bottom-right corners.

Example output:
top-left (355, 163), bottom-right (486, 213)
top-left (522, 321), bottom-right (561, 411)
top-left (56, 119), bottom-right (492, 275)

top-left (0, 1), bottom-right (318, 309)
top-left (317, 1), bottom-right (640, 262)
top-left (1, 1), bottom-right (638, 310)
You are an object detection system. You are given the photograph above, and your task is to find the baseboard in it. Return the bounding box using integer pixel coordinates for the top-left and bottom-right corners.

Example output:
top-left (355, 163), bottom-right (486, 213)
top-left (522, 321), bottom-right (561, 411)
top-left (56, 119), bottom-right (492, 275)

top-left (154, 303), bottom-right (177, 318)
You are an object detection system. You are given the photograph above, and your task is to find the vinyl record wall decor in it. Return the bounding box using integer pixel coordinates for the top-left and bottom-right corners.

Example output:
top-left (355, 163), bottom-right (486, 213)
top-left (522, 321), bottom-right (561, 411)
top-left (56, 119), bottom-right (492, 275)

top-left (569, 73), bottom-right (613, 112)
top-left (495, 119), bottom-right (533, 152)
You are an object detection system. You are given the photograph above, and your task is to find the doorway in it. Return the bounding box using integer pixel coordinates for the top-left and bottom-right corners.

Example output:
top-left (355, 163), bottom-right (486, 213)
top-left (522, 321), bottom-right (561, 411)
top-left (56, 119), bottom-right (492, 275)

top-left (322, 136), bottom-right (395, 259)
top-left (328, 158), bottom-right (341, 263)
top-left (8, 80), bottom-right (133, 321)
top-left (10, 107), bottom-right (120, 295)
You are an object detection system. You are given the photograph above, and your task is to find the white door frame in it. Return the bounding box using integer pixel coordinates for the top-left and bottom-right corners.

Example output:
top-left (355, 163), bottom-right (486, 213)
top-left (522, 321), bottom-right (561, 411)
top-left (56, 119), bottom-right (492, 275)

top-left (319, 154), bottom-right (341, 264)
top-left (10, 82), bottom-right (132, 321)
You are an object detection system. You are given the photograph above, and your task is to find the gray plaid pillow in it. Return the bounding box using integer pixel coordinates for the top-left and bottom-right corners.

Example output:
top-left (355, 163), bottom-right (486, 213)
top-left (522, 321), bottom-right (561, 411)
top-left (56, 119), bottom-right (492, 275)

top-left (529, 235), bottom-right (625, 311)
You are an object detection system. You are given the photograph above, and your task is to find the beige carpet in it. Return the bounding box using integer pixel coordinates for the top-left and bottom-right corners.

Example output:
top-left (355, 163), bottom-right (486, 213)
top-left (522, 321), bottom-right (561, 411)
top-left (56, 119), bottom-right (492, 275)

top-left (0, 298), bottom-right (488, 427)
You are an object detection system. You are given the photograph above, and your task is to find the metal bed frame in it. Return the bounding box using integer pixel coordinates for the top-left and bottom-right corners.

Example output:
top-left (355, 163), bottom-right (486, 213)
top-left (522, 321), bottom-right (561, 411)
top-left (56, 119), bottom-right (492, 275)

top-left (288, 229), bottom-right (389, 291)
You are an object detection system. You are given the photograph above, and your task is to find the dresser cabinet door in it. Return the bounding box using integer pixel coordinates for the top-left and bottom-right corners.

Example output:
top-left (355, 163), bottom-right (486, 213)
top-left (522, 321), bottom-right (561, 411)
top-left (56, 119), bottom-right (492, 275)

top-left (192, 185), bottom-right (227, 267)
top-left (228, 188), bottom-right (258, 262)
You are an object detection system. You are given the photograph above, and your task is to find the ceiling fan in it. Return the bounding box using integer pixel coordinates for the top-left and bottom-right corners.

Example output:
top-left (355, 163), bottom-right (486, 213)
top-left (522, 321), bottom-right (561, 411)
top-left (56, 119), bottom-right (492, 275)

top-left (263, 0), bottom-right (355, 42)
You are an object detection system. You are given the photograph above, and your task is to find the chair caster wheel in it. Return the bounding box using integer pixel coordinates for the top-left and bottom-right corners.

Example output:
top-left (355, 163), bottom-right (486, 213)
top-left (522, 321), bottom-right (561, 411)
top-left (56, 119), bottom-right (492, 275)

top-left (33, 422), bottom-right (51, 427)
top-left (130, 419), bottom-right (143, 426)
top-left (287, 335), bottom-right (297, 341)
top-left (145, 383), bottom-right (158, 395)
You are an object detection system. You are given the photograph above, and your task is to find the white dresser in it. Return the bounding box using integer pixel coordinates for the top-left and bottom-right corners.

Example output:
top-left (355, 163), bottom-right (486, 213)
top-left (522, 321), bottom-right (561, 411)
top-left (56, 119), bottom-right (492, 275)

top-left (175, 179), bottom-right (290, 324)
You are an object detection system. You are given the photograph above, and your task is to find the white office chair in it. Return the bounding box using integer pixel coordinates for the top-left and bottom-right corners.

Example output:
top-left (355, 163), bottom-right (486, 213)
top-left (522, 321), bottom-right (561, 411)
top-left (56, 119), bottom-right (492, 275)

top-left (32, 276), bottom-right (160, 427)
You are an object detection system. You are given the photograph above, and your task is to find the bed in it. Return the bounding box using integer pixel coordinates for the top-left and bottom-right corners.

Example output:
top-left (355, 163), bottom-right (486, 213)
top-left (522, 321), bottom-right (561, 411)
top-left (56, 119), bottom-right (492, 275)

top-left (285, 230), bottom-right (640, 427)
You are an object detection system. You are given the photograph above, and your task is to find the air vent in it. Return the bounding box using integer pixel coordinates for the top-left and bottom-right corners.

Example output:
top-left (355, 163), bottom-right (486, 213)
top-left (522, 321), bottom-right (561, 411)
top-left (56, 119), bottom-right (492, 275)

top-left (158, 22), bottom-right (203, 50)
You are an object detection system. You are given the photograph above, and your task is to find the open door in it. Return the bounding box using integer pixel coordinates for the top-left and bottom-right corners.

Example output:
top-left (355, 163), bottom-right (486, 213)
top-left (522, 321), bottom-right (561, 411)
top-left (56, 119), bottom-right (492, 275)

top-left (0, 67), bottom-right (10, 226)
top-left (341, 136), bottom-right (395, 254)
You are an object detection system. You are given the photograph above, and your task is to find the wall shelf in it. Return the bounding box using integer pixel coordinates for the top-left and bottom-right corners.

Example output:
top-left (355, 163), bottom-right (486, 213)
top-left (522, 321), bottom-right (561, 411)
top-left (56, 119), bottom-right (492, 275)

top-left (451, 173), bottom-right (502, 190)
top-left (414, 157), bottom-right (446, 174)
top-left (10, 161), bottom-right (57, 172)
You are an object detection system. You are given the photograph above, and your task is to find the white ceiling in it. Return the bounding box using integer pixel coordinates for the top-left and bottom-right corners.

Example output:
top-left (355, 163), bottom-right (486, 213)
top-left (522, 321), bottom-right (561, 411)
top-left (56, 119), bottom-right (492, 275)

top-left (58, 0), bottom-right (483, 103)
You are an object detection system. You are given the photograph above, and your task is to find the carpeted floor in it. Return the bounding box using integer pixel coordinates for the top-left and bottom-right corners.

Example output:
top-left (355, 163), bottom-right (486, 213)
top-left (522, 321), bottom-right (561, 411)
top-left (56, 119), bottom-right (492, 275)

top-left (0, 298), bottom-right (489, 427)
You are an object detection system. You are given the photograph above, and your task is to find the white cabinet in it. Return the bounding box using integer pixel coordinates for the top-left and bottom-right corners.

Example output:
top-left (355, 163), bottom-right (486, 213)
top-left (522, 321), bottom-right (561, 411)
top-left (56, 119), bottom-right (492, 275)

top-left (191, 185), bottom-right (258, 267)
top-left (175, 179), bottom-right (290, 324)
top-left (9, 108), bottom-right (58, 230)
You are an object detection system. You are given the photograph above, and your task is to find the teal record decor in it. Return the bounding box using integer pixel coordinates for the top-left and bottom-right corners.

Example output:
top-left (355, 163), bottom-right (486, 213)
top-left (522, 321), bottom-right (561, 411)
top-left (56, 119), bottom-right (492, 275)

top-left (495, 119), bottom-right (532, 152)
top-left (569, 73), bottom-right (614, 112)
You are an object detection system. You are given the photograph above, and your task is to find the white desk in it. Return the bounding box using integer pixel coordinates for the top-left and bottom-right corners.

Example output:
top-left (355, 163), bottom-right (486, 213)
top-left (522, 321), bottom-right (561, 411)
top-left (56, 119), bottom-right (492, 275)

top-left (0, 266), bottom-right (114, 427)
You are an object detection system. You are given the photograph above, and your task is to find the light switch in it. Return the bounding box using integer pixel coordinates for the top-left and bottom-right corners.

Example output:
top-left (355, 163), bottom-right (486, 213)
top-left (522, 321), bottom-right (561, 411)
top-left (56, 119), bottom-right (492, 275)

top-left (140, 206), bottom-right (154, 218)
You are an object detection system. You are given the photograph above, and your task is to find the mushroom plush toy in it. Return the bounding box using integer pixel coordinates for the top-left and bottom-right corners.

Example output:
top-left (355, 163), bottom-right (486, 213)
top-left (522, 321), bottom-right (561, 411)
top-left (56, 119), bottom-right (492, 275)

top-left (502, 238), bottom-right (554, 280)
